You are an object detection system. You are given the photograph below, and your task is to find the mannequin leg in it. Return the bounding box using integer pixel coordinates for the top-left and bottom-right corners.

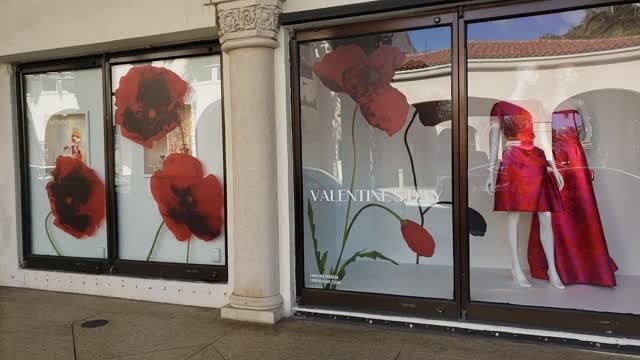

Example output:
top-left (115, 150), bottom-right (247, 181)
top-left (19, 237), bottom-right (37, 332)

top-left (537, 212), bottom-right (565, 289)
top-left (507, 212), bottom-right (531, 287)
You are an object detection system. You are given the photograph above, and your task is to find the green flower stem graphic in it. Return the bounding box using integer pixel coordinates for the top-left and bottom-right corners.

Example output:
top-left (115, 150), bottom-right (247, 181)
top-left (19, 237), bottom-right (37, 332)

top-left (332, 105), bottom-right (359, 275)
top-left (146, 221), bottom-right (165, 261)
top-left (44, 211), bottom-right (63, 256)
top-left (326, 203), bottom-right (403, 290)
top-left (345, 204), bottom-right (403, 241)
top-left (307, 104), bottom-right (403, 290)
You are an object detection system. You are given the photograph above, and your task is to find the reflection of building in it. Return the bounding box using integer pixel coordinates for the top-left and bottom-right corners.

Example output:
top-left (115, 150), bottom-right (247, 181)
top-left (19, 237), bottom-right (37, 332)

top-left (393, 36), bottom-right (640, 277)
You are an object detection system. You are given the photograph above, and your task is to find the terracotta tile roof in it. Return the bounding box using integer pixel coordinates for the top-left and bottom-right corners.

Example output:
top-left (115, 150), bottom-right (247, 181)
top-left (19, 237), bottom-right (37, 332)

top-left (398, 35), bottom-right (640, 71)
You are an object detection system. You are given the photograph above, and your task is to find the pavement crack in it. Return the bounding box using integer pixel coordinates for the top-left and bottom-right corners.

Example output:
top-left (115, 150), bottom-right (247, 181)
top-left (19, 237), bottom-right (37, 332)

top-left (210, 344), bottom-right (228, 360)
top-left (184, 324), bottom-right (241, 360)
top-left (71, 323), bottom-right (78, 360)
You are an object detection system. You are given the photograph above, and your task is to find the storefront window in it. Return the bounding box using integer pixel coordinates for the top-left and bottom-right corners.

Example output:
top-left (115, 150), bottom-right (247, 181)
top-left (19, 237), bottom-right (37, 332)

top-left (23, 68), bottom-right (107, 258)
top-left (112, 55), bottom-right (226, 266)
top-left (467, 3), bottom-right (640, 314)
top-left (299, 26), bottom-right (455, 298)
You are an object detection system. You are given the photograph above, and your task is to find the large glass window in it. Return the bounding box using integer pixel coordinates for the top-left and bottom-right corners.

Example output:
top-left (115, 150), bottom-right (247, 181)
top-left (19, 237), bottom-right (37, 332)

top-left (298, 25), bottom-right (454, 299)
top-left (19, 45), bottom-right (227, 280)
top-left (112, 55), bottom-right (226, 266)
top-left (467, 3), bottom-right (640, 314)
top-left (23, 68), bottom-right (107, 259)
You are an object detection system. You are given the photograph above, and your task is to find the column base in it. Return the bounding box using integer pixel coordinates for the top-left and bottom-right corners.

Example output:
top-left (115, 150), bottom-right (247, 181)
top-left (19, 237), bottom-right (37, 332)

top-left (221, 304), bottom-right (284, 324)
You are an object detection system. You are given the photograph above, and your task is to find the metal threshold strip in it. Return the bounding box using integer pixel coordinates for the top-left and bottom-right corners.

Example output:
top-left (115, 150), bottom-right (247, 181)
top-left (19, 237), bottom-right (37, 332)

top-left (294, 306), bottom-right (640, 355)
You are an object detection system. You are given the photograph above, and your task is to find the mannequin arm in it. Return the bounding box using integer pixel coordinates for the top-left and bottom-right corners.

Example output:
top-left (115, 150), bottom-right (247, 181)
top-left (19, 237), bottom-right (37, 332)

top-left (577, 98), bottom-right (593, 146)
top-left (485, 123), bottom-right (500, 194)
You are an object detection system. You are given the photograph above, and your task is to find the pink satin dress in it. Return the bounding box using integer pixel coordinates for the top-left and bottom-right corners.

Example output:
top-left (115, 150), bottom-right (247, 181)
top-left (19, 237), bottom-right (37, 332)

top-left (491, 101), bottom-right (563, 212)
top-left (529, 110), bottom-right (617, 286)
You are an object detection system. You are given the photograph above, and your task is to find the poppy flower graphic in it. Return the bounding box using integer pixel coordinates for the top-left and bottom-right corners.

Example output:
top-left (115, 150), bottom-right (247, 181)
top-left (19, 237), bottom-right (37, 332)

top-left (114, 65), bottom-right (189, 148)
top-left (150, 153), bottom-right (224, 241)
top-left (312, 44), bottom-right (410, 136)
top-left (400, 220), bottom-right (435, 257)
top-left (46, 156), bottom-right (106, 239)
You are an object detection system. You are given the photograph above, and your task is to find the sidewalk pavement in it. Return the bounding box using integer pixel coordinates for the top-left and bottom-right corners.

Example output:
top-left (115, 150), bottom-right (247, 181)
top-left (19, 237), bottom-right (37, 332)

top-left (0, 287), bottom-right (635, 360)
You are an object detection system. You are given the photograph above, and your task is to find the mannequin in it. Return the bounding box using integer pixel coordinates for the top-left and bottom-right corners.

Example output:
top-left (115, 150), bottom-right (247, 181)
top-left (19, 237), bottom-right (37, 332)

top-left (485, 74), bottom-right (565, 289)
top-left (528, 97), bottom-right (618, 286)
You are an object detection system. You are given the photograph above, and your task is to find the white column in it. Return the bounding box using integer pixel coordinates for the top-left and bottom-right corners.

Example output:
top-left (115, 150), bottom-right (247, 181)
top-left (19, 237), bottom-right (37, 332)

top-left (216, 0), bottom-right (284, 324)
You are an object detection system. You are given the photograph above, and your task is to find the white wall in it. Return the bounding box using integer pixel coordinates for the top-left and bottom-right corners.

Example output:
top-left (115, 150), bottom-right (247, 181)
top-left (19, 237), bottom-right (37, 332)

top-left (0, 0), bottom-right (217, 62)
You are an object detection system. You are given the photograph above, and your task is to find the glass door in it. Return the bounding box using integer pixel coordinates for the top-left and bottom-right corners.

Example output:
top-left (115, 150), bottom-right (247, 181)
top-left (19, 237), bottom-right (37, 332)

top-left (293, 13), bottom-right (461, 317)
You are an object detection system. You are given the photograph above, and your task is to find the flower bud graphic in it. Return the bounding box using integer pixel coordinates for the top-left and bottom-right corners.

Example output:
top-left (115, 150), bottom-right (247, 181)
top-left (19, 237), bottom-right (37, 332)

top-left (400, 220), bottom-right (435, 257)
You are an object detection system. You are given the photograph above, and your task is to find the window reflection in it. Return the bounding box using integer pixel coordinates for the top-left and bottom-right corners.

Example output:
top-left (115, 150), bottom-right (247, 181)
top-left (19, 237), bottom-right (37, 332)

top-left (467, 4), bottom-right (640, 314)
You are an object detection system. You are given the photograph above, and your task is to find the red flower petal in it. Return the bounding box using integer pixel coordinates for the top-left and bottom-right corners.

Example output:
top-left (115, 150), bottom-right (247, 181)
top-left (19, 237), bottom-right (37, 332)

top-left (400, 220), bottom-right (435, 257)
top-left (312, 45), bottom-right (367, 93)
top-left (114, 65), bottom-right (189, 148)
top-left (360, 86), bottom-right (410, 136)
top-left (46, 156), bottom-right (106, 239)
top-left (150, 154), bottom-right (224, 242)
top-left (188, 175), bottom-right (225, 241)
top-left (149, 171), bottom-right (191, 241)
top-left (368, 45), bottom-right (406, 85)
top-left (159, 152), bottom-right (204, 178)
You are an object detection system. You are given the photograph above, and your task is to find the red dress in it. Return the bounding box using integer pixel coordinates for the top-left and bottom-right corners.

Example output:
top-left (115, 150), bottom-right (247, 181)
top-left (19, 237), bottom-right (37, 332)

top-left (529, 110), bottom-right (617, 286)
top-left (491, 101), bottom-right (563, 212)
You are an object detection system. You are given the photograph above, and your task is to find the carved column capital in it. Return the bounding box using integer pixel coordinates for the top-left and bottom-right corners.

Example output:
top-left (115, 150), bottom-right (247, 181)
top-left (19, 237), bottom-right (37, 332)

top-left (1, 64), bottom-right (16, 76)
top-left (216, 0), bottom-right (283, 51)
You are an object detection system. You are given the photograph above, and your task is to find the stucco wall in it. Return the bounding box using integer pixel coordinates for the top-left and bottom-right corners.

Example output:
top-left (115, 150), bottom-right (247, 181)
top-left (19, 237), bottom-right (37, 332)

top-left (0, 0), bottom-right (217, 62)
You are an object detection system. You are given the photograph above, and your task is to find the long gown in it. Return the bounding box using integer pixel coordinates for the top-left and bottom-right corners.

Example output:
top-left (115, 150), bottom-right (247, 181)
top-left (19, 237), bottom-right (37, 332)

top-left (528, 109), bottom-right (617, 286)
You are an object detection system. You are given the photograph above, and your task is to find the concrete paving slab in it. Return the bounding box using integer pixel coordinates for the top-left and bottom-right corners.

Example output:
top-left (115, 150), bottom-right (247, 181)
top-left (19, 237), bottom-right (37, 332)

top-left (104, 345), bottom-right (204, 360)
top-left (72, 311), bottom-right (236, 360)
top-left (214, 331), bottom-right (401, 360)
top-left (0, 325), bottom-right (75, 360)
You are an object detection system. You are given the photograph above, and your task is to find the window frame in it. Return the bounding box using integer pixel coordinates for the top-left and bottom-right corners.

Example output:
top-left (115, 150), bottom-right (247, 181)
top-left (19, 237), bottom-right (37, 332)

top-left (16, 42), bottom-right (228, 283)
top-left (291, 12), bottom-right (463, 320)
top-left (289, 0), bottom-right (640, 338)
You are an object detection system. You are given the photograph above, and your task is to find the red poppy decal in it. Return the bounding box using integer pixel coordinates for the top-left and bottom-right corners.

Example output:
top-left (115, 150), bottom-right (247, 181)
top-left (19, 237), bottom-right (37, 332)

top-left (114, 65), bottom-right (189, 148)
top-left (46, 156), bottom-right (106, 239)
top-left (400, 220), bottom-right (435, 257)
top-left (312, 44), bottom-right (410, 136)
top-left (150, 153), bottom-right (224, 241)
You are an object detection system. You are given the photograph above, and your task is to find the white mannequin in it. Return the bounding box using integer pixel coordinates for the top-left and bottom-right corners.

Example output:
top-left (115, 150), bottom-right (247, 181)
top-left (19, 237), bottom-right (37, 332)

top-left (485, 72), bottom-right (566, 289)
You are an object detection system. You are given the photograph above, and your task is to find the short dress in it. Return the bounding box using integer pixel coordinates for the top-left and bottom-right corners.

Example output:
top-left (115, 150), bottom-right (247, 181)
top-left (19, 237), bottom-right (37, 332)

top-left (491, 101), bottom-right (563, 212)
